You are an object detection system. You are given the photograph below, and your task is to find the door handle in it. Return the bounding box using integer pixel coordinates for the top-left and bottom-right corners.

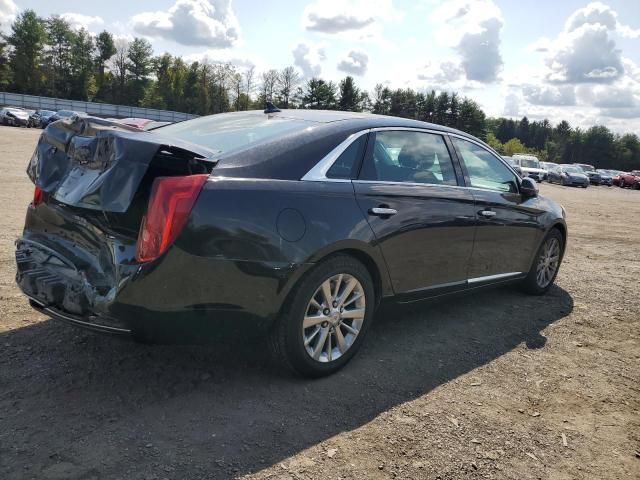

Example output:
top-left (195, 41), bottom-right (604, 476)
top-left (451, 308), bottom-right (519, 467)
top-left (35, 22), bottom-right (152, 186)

top-left (370, 207), bottom-right (398, 216)
top-left (479, 210), bottom-right (497, 218)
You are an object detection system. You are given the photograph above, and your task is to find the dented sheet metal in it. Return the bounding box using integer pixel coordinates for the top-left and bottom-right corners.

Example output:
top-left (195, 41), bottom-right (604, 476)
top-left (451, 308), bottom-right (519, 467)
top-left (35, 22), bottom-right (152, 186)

top-left (27, 116), bottom-right (216, 212)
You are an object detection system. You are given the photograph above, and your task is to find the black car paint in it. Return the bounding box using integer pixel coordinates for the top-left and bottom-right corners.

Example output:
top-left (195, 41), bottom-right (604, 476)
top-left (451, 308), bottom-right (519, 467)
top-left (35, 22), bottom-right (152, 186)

top-left (16, 111), bottom-right (567, 341)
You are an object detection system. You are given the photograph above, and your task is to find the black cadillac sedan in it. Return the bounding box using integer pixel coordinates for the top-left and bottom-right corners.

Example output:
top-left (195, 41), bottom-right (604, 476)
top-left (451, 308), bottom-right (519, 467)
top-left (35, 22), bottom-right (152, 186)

top-left (16, 110), bottom-right (567, 376)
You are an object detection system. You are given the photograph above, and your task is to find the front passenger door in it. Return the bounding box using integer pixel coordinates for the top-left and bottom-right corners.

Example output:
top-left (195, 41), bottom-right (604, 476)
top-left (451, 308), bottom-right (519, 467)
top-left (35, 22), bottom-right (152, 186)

top-left (451, 137), bottom-right (544, 280)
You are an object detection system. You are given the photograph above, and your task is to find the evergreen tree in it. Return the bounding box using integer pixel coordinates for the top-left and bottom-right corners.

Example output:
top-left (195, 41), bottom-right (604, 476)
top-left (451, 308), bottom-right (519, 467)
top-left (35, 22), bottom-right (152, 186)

top-left (7, 10), bottom-right (46, 94)
top-left (126, 37), bottom-right (153, 105)
top-left (338, 76), bottom-right (360, 111)
top-left (69, 28), bottom-right (95, 100)
top-left (302, 78), bottom-right (337, 109)
top-left (44, 16), bottom-right (74, 97)
top-left (94, 31), bottom-right (116, 100)
top-left (0, 39), bottom-right (11, 90)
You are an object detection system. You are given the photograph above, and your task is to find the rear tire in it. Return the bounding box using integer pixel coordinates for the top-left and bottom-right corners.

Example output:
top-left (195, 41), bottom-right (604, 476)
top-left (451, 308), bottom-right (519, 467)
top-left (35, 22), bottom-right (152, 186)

top-left (269, 255), bottom-right (375, 377)
top-left (520, 229), bottom-right (564, 295)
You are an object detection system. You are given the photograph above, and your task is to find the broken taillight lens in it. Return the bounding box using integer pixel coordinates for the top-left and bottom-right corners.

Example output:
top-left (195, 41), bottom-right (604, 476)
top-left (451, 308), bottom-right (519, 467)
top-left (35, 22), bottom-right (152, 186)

top-left (135, 174), bottom-right (208, 263)
top-left (32, 186), bottom-right (44, 206)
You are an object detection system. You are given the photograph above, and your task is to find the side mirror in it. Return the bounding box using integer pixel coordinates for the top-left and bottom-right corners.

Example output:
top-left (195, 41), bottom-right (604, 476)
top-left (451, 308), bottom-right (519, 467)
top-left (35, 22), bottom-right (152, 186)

top-left (521, 177), bottom-right (538, 198)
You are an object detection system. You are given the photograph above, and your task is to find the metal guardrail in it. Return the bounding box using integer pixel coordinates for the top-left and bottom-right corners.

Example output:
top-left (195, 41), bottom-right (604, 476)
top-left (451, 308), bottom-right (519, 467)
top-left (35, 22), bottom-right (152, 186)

top-left (0, 92), bottom-right (197, 122)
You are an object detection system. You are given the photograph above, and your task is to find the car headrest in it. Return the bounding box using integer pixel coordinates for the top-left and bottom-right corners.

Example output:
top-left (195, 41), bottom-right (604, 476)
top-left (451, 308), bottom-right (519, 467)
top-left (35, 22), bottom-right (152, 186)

top-left (398, 145), bottom-right (435, 169)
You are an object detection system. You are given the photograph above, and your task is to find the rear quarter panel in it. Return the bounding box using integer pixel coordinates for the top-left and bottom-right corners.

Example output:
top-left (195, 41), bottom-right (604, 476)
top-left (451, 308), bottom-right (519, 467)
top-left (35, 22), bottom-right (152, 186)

top-left (151, 178), bottom-right (391, 319)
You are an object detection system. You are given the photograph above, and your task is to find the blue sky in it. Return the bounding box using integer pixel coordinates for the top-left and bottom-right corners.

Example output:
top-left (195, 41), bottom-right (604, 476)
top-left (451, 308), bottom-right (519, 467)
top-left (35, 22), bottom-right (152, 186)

top-left (2, 0), bottom-right (639, 133)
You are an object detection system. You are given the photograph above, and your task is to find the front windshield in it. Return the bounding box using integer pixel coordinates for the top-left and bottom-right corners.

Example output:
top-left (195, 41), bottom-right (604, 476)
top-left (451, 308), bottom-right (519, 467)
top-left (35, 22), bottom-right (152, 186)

top-left (159, 112), bottom-right (315, 155)
top-left (563, 166), bottom-right (582, 174)
top-left (521, 159), bottom-right (539, 168)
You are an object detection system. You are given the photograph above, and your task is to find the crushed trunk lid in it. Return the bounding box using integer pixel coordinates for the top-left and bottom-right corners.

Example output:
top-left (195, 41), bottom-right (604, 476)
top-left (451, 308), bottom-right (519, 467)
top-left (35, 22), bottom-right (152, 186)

top-left (27, 116), bottom-right (217, 213)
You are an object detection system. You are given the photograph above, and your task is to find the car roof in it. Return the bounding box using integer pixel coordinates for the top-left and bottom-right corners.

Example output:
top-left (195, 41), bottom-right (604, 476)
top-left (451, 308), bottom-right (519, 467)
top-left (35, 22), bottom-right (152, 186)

top-left (159, 110), bottom-right (490, 181)
top-left (250, 109), bottom-right (472, 137)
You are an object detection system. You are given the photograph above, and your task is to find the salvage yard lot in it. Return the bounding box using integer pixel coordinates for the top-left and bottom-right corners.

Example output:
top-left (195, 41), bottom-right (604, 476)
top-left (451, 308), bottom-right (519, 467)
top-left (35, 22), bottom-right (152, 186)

top-left (0, 125), bottom-right (638, 480)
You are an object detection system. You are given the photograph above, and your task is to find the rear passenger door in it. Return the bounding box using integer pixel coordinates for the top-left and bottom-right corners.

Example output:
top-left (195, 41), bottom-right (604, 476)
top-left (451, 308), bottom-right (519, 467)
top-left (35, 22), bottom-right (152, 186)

top-left (353, 129), bottom-right (476, 297)
top-left (450, 136), bottom-right (543, 281)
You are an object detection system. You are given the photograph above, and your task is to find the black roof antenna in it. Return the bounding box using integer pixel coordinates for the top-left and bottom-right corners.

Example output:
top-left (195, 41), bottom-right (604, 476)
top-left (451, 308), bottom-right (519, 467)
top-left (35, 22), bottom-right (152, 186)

top-left (264, 101), bottom-right (281, 114)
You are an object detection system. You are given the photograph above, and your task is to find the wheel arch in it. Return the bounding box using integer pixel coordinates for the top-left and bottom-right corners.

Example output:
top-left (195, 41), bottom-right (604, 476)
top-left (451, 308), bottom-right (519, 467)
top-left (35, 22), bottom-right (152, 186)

top-left (274, 241), bottom-right (392, 323)
top-left (550, 221), bottom-right (567, 254)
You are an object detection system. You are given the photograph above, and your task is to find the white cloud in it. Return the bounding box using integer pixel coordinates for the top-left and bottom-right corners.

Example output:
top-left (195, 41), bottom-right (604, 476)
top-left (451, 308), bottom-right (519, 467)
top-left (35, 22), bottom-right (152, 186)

top-left (60, 13), bottom-right (104, 32)
top-left (430, 0), bottom-right (504, 83)
top-left (302, 0), bottom-right (401, 43)
top-left (546, 23), bottom-right (624, 84)
top-left (132, 0), bottom-right (240, 48)
top-left (183, 50), bottom-right (267, 72)
top-left (527, 37), bottom-right (552, 53)
top-left (503, 93), bottom-right (520, 117)
top-left (522, 84), bottom-right (576, 106)
top-left (292, 42), bottom-right (326, 79)
top-left (565, 1), bottom-right (640, 38)
top-left (0, 0), bottom-right (18, 32)
top-left (531, 2), bottom-right (640, 84)
top-left (418, 61), bottom-right (463, 84)
top-left (337, 50), bottom-right (369, 76)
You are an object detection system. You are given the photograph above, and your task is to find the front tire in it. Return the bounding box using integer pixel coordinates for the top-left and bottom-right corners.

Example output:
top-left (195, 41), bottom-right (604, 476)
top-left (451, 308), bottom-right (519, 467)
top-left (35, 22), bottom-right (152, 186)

top-left (521, 229), bottom-right (564, 295)
top-left (269, 255), bottom-right (375, 377)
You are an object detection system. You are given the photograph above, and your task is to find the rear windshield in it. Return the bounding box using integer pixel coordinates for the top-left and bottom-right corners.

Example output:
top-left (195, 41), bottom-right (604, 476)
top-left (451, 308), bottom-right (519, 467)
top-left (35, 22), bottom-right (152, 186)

top-left (159, 113), bottom-right (314, 155)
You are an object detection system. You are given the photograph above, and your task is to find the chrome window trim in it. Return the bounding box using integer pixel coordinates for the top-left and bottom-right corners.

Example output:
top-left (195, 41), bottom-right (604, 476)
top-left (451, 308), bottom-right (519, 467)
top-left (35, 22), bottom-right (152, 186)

top-left (301, 126), bottom-right (456, 183)
top-left (467, 272), bottom-right (523, 284)
top-left (300, 126), bottom-right (522, 195)
top-left (301, 129), bottom-right (371, 182)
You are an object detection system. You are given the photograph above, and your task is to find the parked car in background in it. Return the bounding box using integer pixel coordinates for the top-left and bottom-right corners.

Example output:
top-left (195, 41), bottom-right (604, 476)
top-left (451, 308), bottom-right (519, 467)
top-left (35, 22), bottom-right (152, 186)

top-left (15, 111), bottom-right (567, 377)
top-left (28, 109), bottom-right (56, 128)
top-left (512, 154), bottom-right (547, 181)
top-left (611, 171), bottom-right (625, 186)
top-left (541, 161), bottom-right (558, 174)
top-left (595, 169), bottom-right (613, 186)
top-left (0, 107), bottom-right (30, 127)
top-left (574, 163), bottom-right (602, 185)
top-left (46, 110), bottom-right (85, 126)
top-left (547, 164), bottom-right (590, 187)
top-left (118, 117), bottom-right (154, 129)
top-left (502, 156), bottom-right (523, 176)
top-left (619, 170), bottom-right (640, 189)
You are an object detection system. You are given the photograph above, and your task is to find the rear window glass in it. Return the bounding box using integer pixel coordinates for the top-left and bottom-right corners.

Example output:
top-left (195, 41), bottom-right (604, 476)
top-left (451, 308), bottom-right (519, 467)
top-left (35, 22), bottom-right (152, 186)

top-left (158, 113), bottom-right (314, 155)
top-left (327, 135), bottom-right (367, 179)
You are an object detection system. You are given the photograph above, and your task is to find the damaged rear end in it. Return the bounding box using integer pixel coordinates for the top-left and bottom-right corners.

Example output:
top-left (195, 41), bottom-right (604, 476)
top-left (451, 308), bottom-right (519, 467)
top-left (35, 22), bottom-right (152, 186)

top-left (15, 117), bottom-right (217, 336)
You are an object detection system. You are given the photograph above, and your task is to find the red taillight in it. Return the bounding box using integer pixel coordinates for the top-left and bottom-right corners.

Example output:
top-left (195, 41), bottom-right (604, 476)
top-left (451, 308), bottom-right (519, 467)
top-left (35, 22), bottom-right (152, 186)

top-left (33, 186), bottom-right (44, 206)
top-left (135, 174), bottom-right (208, 263)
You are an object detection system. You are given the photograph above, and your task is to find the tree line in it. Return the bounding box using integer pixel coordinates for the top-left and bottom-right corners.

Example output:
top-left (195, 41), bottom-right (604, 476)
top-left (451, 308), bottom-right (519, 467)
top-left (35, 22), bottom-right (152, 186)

top-left (1, 10), bottom-right (638, 170)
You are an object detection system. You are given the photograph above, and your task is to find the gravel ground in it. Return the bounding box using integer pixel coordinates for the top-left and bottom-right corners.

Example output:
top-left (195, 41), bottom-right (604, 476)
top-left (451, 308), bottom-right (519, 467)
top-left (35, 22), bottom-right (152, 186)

top-left (0, 125), bottom-right (638, 480)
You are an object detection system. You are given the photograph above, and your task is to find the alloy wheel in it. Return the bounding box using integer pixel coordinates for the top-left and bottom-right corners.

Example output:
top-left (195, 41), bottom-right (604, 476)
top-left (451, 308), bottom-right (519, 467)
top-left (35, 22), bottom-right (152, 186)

top-left (302, 274), bottom-right (366, 363)
top-left (536, 237), bottom-right (560, 288)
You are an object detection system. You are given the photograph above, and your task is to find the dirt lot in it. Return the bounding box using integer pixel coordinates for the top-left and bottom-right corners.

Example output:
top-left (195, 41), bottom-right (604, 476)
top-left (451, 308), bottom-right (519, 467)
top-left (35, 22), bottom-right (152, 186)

top-left (0, 125), bottom-right (638, 480)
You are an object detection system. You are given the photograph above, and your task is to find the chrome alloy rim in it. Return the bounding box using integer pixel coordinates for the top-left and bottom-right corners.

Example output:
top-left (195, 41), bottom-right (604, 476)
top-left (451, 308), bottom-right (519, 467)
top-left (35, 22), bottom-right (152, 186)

top-left (302, 274), bottom-right (366, 363)
top-left (536, 237), bottom-right (560, 288)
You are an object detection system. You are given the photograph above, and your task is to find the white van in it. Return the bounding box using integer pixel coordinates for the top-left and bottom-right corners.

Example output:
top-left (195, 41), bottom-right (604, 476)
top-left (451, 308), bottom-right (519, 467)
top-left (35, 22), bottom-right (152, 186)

top-left (512, 154), bottom-right (547, 182)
